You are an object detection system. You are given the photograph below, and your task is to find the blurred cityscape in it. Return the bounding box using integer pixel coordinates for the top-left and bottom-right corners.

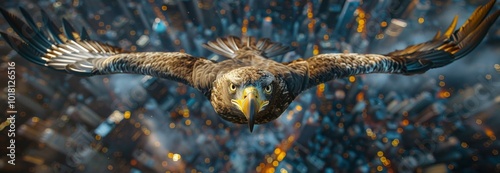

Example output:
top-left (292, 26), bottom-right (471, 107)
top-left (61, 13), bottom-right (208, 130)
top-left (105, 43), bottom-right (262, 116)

top-left (0, 0), bottom-right (499, 172)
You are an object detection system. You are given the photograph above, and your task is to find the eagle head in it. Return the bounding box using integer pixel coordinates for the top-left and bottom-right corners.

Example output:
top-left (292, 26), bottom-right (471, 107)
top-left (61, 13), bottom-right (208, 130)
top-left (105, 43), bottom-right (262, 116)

top-left (211, 66), bottom-right (289, 132)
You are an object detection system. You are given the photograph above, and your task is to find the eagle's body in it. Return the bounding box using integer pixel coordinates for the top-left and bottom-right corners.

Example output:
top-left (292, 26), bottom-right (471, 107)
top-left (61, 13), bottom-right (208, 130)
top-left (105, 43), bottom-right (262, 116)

top-left (209, 49), bottom-right (299, 125)
top-left (1, 0), bottom-right (499, 131)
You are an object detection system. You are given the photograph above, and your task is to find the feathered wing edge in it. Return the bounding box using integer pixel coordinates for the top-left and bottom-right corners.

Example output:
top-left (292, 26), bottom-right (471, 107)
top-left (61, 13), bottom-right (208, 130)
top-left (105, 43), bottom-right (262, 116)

top-left (293, 0), bottom-right (499, 90)
top-left (1, 7), bottom-right (219, 91)
top-left (387, 0), bottom-right (499, 74)
top-left (202, 36), bottom-right (292, 58)
top-left (0, 7), bottom-right (124, 75)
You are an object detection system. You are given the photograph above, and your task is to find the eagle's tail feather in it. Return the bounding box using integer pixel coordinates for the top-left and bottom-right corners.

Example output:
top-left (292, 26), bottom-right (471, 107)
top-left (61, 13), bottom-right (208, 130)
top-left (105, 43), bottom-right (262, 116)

top-left (202, 36), bottom-right (240, 58)
top-left (202, 36), bottom-right (292, 58)
top-left (386, 0), bottom-right (499, 74)
top-left (256, 37), bottom-right (293, 57)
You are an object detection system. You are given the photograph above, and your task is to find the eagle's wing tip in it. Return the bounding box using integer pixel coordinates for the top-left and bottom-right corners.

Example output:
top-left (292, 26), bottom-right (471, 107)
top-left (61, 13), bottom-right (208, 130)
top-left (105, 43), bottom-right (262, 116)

top-left (389, 0), bottom-right (499, 74)
top-left (0, 7), bottom-right (125, 76)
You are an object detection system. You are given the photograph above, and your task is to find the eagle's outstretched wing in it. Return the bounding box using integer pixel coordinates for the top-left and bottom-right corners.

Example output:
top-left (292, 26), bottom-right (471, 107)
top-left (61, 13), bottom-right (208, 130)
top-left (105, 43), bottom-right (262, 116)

top-left (290, 0), bottom-right (499, 90)
top-left (0, 8), bottom-right (216, 91)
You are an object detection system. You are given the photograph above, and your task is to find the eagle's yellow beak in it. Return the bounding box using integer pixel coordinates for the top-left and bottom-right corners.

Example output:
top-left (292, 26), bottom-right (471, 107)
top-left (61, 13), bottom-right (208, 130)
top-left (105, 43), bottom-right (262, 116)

top-left (231, 86), bottom-right (269, 132)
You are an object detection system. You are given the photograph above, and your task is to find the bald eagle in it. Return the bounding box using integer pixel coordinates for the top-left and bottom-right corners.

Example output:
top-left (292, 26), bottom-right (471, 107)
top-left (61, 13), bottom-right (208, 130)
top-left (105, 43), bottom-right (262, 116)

top-left (1, 0), bottom-right (498, 132)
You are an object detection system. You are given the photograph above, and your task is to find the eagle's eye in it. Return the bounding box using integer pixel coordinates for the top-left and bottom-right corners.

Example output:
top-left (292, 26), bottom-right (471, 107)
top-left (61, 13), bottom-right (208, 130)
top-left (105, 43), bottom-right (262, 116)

top-left (229, 83), bottom-right (237, 93)
top-left (264, 85), bottom-right (272, 94)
